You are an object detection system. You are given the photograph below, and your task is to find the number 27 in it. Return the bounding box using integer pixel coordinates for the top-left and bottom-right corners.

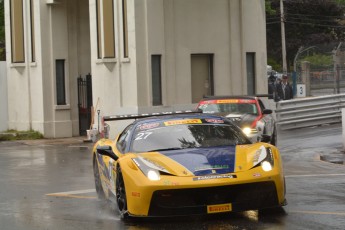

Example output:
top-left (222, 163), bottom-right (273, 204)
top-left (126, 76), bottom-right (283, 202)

top-left (135, 132), bottom-right (152, 140)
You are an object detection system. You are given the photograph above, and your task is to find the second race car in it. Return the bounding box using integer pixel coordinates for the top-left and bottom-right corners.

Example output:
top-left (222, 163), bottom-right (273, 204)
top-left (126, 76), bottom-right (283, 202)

top-left (196, 96), bottom-right (277, 145)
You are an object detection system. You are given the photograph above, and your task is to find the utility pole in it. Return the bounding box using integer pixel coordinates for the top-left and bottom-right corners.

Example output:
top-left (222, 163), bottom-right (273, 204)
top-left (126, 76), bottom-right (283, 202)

top-left (280, 0), bottom-right (287, 74)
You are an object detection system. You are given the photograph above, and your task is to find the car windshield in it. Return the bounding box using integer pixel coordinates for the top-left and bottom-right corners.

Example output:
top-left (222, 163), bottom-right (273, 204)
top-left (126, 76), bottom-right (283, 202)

top-left (198, 101), bottom-right (258, 115)
top-left (130, 120), bottom-right (251, 153)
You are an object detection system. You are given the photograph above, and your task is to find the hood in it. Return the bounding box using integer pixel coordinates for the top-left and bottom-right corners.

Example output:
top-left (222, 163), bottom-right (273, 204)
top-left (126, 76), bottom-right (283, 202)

top-left (139, 146), bottom-right (236, 176)
top-left (220, 113), bottom-right (257, 128)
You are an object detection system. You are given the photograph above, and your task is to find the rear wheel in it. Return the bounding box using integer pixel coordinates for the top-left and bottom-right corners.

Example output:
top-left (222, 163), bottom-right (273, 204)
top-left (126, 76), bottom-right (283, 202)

top-left (116, 166), bottom-right (129, 219)
top-left (93, 156), bottom-right (105, 200)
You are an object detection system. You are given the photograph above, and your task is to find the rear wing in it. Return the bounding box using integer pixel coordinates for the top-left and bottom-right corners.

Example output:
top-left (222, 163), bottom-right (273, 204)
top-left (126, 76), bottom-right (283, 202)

top-left (103, 110), bottom-right (201, 121)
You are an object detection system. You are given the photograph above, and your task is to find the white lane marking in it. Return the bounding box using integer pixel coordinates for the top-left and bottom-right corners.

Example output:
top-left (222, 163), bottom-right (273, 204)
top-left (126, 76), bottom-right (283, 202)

top-left (46, 189), bottom-right (95, 195)
top-left (285, 173), bottom-right (345, 178)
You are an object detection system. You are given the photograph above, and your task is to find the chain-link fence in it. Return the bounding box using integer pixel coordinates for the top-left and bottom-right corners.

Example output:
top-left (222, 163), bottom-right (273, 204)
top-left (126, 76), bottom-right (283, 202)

top-left (296, 65), bottom-right (345, 96)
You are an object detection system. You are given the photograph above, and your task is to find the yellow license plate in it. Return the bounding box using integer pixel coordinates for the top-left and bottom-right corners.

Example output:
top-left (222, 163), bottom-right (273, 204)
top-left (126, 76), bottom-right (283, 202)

top-left (207, 203), bottom-right (232, 213)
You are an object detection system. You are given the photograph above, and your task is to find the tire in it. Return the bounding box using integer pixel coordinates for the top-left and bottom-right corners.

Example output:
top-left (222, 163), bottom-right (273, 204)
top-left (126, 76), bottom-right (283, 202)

top-left (93, 156), bottom-right (105, 200)
top-left (115, 165), bottom-right (129, 219)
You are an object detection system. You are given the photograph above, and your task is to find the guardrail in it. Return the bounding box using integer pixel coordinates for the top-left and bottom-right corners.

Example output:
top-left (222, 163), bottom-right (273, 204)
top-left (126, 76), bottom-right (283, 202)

top-left (275, 94), bottom-right (345, 130)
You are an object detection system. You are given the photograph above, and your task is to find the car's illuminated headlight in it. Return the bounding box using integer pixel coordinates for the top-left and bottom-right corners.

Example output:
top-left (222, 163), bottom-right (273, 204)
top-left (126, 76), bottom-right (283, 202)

top-left (242, 127), bottom-right (258, 136)
top-left (147, 169), bottom-right (160, 181)
top-left (261, 147), bottom-right (274, 171)
top-left (132, 157), bottom-right (168, 181)
top-left (253, 146), bottom-right (274, 171)
top-left (261, 161), bottom-right (272, 171)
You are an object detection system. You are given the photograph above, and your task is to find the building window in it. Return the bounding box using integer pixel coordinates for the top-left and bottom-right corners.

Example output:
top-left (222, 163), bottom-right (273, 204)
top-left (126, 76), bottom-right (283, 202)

top-left (10, 0), bottom-right (25, 63)
top-left (96, 0), bottom-right (115, 59)
top-left (151, 55), bottom-right (162, 106)
top-left (246, 52), bottom-right (256, 95)
top-left (56, 60), bottom-right (66, 105)
top-left (30, 0), bottom-right (35, 62)
top-left (122, 0), bottom-right (128, 58)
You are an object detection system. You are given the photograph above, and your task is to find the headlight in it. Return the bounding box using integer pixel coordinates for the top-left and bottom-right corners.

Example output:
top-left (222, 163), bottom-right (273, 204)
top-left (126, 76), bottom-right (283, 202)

top-left (132, 157), bottom-right (168, 181)
top-left (242, 127), bottom-right (251, 136)
top-left (261, 147), bottom-right (274, 171)
top-left (261, 161), bottom-right (272, 171)
top-left (253, 146), bottom-right (274, 171)
top-left (242, 127), bottom-right (258, 136)
top-left (147, 170), bottom-right (160, 181)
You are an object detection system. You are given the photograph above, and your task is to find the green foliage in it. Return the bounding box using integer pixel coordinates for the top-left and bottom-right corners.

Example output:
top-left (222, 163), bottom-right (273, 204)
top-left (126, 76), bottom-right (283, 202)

top-left (301, 54), bottom-right (333, 67)
top-left (267, 57), bottom-right (282, 72)
top-left (334, 0), bottom-right (345, 5)
top-left (265, 0), bottom-right (276, 15)
top-left (266, 0), bottom-right (344, 71)
top-left (0, 130), bottom-right (44, 141)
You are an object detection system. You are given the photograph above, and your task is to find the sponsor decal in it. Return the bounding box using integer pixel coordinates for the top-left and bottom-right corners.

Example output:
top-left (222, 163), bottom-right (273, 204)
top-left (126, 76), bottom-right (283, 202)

top-left (163, 180), bottom-right (180, 186)
top-left (164, 119), bottom-right (202, 126)
top-left (253, 173), bottom-right (261, 177)
top-left (207, 203), bottom-right (232, 213)
top-left (205, 119), bottom-right (224, 123)
top-left (132, 192), bottom-right (141, 197)
top-left (195, 165), bottom-right (230, 171)
top-left (216, 99), bottom-right (239, 104)
top-left (139, 123), bottom-right (160, 130)
top-left (193, 174), bottom-right (236, 181)
top-left (199, 100), bottom-right (217, 104)
top-left (229, 117), bottom-right (241, 122)
top-left (213, 99), bottom-right (256, 104)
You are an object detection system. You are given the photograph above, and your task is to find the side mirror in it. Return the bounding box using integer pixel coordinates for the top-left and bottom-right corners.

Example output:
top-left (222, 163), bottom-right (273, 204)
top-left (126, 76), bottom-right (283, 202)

top-left (96, 145), bottom-right (118, 161)
top-left (262, 109), bottom-right (273, 115)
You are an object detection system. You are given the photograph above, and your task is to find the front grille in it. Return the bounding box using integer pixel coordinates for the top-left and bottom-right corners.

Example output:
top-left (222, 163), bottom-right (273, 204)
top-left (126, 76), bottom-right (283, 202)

top-left (148, 181), bottom-right (278, 216)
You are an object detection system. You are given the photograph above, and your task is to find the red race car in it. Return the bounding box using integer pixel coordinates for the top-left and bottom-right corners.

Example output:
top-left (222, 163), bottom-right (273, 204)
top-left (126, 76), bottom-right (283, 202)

top-left (196, 96), bottom-right (276, 145)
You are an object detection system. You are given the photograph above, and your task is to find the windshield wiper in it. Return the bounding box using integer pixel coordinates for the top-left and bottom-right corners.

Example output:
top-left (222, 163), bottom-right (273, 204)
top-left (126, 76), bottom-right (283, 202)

top-left (147, 147), bottom-right (185, 152)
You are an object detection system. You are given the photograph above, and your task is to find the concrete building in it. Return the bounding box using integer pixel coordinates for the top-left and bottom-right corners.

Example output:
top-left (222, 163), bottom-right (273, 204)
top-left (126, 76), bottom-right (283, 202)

top-left (0, 61), bottom-right (8, 132)
top-left (5, 0), bottom-right (268, 138)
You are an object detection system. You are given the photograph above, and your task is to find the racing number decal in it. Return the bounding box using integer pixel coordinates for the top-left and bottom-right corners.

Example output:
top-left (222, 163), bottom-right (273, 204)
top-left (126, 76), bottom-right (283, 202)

top-left (135, 132), bottom-right (153, 141)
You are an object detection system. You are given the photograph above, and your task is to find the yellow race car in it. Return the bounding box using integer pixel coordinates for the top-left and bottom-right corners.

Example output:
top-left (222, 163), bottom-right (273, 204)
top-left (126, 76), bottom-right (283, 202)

top-left (92, 111), bottom-right (287, 219)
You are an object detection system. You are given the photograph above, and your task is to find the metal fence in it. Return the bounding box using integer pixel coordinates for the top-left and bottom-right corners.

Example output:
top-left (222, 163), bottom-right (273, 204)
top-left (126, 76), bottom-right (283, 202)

top-left (275, 94), bottom-right (345, 130)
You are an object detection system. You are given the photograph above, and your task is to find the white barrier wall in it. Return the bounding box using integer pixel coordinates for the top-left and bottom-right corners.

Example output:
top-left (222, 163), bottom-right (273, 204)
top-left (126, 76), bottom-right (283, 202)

top-left (0, 61), bottom-right (8, 132)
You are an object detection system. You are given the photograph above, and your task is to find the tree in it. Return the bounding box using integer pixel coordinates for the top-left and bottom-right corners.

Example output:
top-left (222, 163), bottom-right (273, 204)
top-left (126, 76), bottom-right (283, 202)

top-left (266, 0), bottom-right (345, 72)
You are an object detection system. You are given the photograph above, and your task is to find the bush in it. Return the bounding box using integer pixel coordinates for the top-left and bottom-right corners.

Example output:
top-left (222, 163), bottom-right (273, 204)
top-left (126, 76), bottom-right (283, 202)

top-left (0, 130), bottom-right (43, 141)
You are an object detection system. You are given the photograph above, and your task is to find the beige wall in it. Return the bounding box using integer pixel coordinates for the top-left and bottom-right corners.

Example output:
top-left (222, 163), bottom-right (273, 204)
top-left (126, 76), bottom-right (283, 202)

top-left (6, 0), bottom-right (91, 138)
top-left (5, 0), bottom-right (267, 137)
top-left (0, 62), bottom-right (8, 132)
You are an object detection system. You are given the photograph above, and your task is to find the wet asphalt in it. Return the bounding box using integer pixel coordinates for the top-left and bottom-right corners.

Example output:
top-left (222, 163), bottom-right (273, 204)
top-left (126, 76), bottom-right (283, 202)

top-left (0, 124), bottom-right (345, 230)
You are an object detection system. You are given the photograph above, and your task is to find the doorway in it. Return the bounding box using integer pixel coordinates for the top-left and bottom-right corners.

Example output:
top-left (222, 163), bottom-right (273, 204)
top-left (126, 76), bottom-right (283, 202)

top-left (191, 54), bottom-right (214, 103)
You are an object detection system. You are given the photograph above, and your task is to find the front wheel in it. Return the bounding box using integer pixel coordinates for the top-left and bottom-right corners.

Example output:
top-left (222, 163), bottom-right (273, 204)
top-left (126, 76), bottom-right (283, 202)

top-left (93, 156), bottom-right (105, 200)
top-left (115, 165), bottom-right (129, 219)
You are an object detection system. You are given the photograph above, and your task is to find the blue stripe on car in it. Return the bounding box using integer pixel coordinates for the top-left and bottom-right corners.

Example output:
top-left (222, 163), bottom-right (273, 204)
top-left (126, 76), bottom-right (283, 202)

top-left (162, 146), bottom-right (236, 176)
